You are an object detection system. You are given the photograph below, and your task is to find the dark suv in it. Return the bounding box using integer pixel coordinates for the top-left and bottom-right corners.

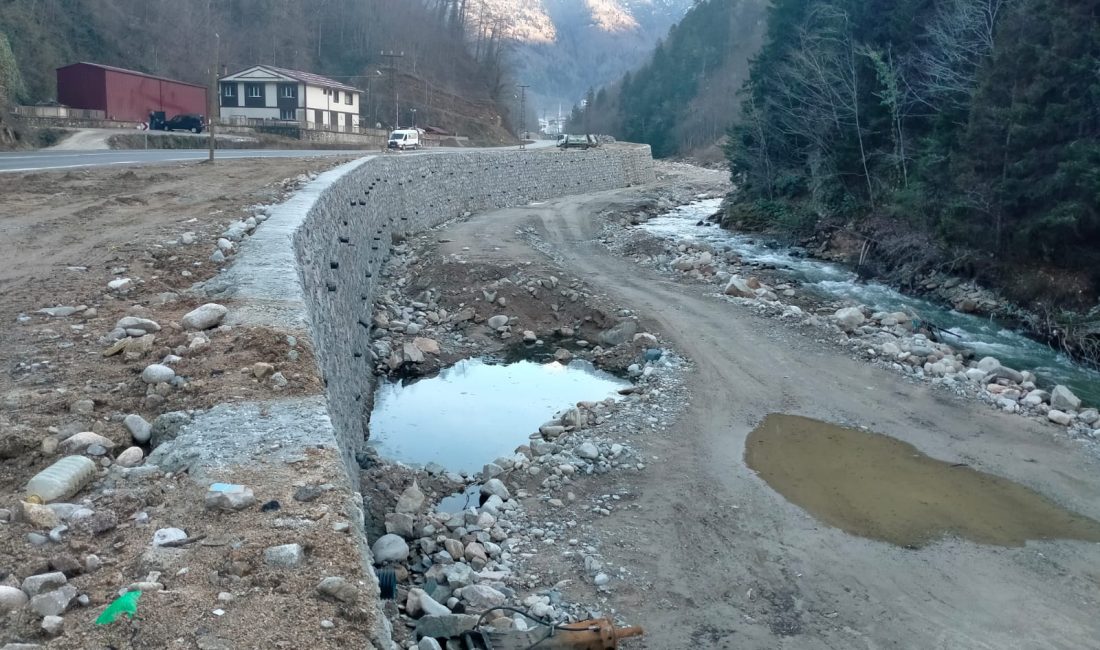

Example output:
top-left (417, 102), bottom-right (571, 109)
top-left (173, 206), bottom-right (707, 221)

top-left (162, 114), bottom-right (205, 133)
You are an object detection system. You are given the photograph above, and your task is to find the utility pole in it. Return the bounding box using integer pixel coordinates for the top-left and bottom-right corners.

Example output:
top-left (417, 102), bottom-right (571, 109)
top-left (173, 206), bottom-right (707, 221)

top-left (517, 84), bottom-right (529, 149)
top-left (380, 50), bottom-right (404, 128)
top-left (208, 32), bottom-right (219, 162)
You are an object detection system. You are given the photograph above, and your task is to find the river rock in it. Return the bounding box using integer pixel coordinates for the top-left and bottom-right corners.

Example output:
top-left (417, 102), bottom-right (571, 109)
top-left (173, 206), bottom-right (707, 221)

top-left (1048, 410), bottom-right (1073, 426)
top-left (41, 615), bottom-right (64, 636)
top-left (986, 366), bottom-right (1024, 384)
top-left (834, 307), bottom-right (865, 332)
top-left (29, 585), bottom-right (77, 617)
top-left (150, 411), bottom-right (191, 447)
top-left (480, 479), bottom-right (510, 501)
top-left (416, 614), bottom-right (479, 640)
top-left (414, 337), bottom-right (441, 356)
top-left (723, 277), bottom-right (755, 298)
top-left (205, 484), bottom-right (256, 511)
top-left (116, 317), bottom-right (160, 334)
top-left (977, 357), bottom-right (1002, 372)
top-left (264, 543), bottom-right (305, 568)
top-left (419, 638), bottom-right (444, 650)
top-left (487, 315), bottom-right (509, 329)
top-left (443, 562), bottom-right (475, 588)
top-left (59, 431), bottom-right (115, 454)
top-left (402, 343), bottom-right (425, 364)
top-left (316, 576), bottom-right (358, 603)
top-left (409, 588), bottom-right (450, 617)
top-left (21, 572), bottom-right (67, 597)
top-left (123, 414), bottom-right (152, 443)
top-left (1051, 385), bottom-right (1081, 412)
top-left (597, 320), bottom-right (637, 347)
top-left (371, 534), bottom-right (409, 564)
top-left (461, 584), bottom-right (505, 609)
top-left (115, 447), bottom-right (144, 467)
top-left (141, 364), bottom-right (175, 384)
top-left (1078, 408), bottom-right (1099, 425)
top-left (0, 585), bottom-right (29, 612)
top-left (574, 442), bottom-right (599, 460)
top-left (181, 303), bottom-right (228, 330)
top-left (395, 481), bottom-right (426, 514)
top-left (1022, 390), bottom-right (1049, 406)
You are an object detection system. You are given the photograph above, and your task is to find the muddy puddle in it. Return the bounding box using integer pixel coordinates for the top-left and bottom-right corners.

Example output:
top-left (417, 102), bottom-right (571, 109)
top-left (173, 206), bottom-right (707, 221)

top-left (745, 414), bottom-right (1100, 548)
top-left (368, 357), bottom-right (629, 474)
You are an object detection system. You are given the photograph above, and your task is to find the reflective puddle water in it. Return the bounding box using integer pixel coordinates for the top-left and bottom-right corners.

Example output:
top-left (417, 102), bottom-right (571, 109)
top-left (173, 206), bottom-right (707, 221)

top-left (368, 357), bottom-right (629, 475)
top-left (745, 414), bottom-right (1100, 548)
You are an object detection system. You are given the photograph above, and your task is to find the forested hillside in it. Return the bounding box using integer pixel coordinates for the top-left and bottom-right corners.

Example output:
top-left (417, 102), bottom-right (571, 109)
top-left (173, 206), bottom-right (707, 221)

top-left (0, 0), bottom-right (514, 136)
top-left (726, 0), bottom-right (1100, 313)
top-left (567, 0), bottom-right (766, 157)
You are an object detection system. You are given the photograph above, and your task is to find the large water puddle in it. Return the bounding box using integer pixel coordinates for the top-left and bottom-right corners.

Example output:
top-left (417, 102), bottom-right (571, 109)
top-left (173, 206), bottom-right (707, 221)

top-left (642, 200), bottom-right (1100, 403)
top-left (368, 358), bottom-right (629, 474)
top-left (745, 414), bottom-right (1100, 548)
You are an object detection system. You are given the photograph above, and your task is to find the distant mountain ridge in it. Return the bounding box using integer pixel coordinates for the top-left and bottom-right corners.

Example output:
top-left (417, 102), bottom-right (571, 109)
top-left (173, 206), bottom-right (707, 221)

top-left (471, 0), bottom-right (695, 110)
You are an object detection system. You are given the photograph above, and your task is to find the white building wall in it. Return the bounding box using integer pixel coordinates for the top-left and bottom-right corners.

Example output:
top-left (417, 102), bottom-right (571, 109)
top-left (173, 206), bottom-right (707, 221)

top-left (220, 107), bottom-right (281, 120)
top-left (265, 82), bottom-right (279, 108)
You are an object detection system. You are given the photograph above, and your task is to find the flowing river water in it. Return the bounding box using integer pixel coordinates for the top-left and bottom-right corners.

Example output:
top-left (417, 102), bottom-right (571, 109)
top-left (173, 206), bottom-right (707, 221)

top-left (642, 199), bottom-right (1100, 404)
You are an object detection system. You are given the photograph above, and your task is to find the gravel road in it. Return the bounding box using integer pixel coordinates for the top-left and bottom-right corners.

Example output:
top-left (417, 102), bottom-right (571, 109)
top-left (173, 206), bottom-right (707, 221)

top-left (433, 185), bottom-right (1100, 649)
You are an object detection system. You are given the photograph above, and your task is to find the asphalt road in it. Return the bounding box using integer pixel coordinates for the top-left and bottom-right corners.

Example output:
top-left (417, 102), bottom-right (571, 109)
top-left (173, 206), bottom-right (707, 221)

top-left (0, 139), bottom-right (558, 173)
top-left (0, 149), bottom-right (369, 173)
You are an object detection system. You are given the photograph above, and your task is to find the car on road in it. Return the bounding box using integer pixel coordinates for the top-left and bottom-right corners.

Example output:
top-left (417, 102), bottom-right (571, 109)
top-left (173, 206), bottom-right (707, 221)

top-left (161, 114), bottom-right (205, 134)
top-left (387, 129), bottom-right (421, 150)
top-left (558, 134), bottom-right (596, 150)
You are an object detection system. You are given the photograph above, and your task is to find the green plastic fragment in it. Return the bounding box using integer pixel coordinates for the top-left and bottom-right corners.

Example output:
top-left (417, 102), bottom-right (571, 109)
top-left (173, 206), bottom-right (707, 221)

top-left (94, 590), bottom-right (142, 625)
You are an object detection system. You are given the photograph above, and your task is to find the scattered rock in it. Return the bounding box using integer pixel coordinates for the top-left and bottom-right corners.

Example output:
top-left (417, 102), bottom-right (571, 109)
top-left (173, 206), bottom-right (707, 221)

top-left (415, 614), bottom-right (480, 640)
top-left (41, 615), bottom-right (64, 636)
top-left (152, 528), bottom-right (188, 547)
top-left (0, 585), bottom-right (29, 613)
top-left (487, 315), bottom-right (509, 329)
top-left (371, 534), bottom-right (410, 564)
top-left (1048, 410), bottom-right (1073, 426)
top-left (316, 576), bottom-right (358, 603)
top-left (1051, 385), bottom-right (1081, 412)
top-left (21, 572), bottom-right (67, 597)
top-left (834, 307), bottom-right (865, 332)
top-left (181, 304), bottom-right (228, 331)
top-left (141, 364), bottom-right (175, 384)
top-left (150, 411), bottom-right (191, 447)
top-left (205, 484), bottom-right (256, 511)
top-left (723, 277), bottom-right (755, 298)
top-left (29, 585), bottom-right (77, 617)
top-left (264, 543), bottom-right (305, 568)
top-left (597, 320), bottom-right (637, 347)
top-left (574, 442), bottom-right (600, 460)
top-left (395, 481), bottom-right (426, 514)
top-left (462, 584), bottom-right (506, 609)
top-left (115, 446), bottom-right (144, 467)
top-left (107, 278), bottom-right (133, 292)
top-left (58, 431), bottom-right (115, 454)
top-left (480, 479), bottom-right (510, 501)
top-left (116, 317), bottom-right (161, 334)
top-left (124, 414), bottom-right (152, 443)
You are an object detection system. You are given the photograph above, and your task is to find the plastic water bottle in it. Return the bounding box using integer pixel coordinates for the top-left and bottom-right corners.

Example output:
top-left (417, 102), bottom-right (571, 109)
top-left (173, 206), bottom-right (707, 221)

top-left (25, 456), bottom-right (97, 504)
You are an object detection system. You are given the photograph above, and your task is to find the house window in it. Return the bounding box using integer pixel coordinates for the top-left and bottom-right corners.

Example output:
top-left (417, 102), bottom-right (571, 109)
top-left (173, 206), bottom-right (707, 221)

top-left (247, 84), bottom-right (263, 98)
top-left (345, 93), bottom-right (353, 106)
top-left (333, 90), bottom-right (341, 102)
top-left (221, 83), bottom-right (235, 97)
top-left (280, 108), bottom-right (296, 120)
top-left (281, 85), bottom-right (296, 99)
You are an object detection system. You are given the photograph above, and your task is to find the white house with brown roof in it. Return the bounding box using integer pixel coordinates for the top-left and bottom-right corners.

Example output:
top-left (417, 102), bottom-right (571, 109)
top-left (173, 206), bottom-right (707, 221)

top-left (218, 65), bottom-right (361, 131)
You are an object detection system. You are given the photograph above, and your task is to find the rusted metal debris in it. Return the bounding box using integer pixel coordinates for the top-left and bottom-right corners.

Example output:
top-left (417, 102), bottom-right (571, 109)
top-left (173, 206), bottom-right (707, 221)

top-left (463, 617), bottom-right (644, 650)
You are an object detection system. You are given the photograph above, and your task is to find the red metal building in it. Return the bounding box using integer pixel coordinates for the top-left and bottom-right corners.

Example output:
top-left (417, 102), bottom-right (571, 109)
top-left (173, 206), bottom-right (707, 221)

top-left (56, 62), bottom-right (208, 123)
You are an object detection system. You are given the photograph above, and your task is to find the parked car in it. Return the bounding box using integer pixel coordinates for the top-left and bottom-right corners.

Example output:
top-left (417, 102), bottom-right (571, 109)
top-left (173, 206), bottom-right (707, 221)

top-left (387, 129), bottom-right (421, 150)
top-left (161, 114), bottom-right (205, 134)
top-left (558, 134), bottom-right (596, 150)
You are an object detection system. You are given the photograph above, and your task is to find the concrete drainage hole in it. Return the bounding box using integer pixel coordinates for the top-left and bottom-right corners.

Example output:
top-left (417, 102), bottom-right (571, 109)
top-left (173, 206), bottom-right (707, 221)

top-left (745, 413), bottom-right (1100, 548)
top-left (367, 357), bottom-right (629, 477)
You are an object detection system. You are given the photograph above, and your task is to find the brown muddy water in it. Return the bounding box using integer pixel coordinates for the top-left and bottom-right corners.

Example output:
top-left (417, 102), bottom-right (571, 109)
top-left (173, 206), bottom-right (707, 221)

top-left (745, 414), bottom-right (1100, 548)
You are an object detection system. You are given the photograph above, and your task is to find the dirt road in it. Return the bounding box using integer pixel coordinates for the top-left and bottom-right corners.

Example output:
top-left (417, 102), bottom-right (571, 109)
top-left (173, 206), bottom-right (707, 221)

top-left (435, 188), bottom-right (1100, 648)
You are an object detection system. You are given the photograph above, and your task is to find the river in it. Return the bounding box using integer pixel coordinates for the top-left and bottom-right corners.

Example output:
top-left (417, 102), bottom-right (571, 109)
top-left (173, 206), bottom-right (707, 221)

top-left (642, 199), bottom-right (1100, 404)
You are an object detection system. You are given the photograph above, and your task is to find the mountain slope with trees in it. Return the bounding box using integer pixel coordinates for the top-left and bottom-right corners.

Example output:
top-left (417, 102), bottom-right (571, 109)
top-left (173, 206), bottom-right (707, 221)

top-left (567, 0), bottom-right (767, 157)
top-left (726, 0), bottom-right (1100, 357)
top-left (0, 0), bottom-right (516, 138)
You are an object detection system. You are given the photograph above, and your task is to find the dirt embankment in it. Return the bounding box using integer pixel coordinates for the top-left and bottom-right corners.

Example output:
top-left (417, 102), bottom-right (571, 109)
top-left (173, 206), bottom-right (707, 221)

top-left (0, 156), bottom-right (403, 649)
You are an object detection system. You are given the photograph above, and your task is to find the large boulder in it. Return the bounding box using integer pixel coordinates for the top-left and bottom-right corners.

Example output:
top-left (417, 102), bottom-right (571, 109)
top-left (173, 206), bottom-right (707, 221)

top-left (371, 534), bottom-right (410, 564)
top-left (597, 320), bottom-right (638, 347)
top-left (181, 303), bottom-right (228, 330)
top-left (1051, 385), bottom-right (1081, 412)
top-left (834, 307), bottom-right (865, 332)
top-left (723, 277), bottom-right (755, 298)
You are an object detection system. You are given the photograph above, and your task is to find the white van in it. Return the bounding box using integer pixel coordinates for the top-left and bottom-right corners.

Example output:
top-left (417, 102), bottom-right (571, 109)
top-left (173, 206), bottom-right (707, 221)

top-left (387, 129), bottom-right (421, 151)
